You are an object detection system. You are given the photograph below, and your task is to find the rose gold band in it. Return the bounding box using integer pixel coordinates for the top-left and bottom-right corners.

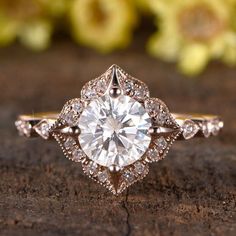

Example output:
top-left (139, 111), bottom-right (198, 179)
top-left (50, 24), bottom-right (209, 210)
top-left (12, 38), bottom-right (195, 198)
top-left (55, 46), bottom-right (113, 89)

top-left (15, 112), bottom-right (223, 140)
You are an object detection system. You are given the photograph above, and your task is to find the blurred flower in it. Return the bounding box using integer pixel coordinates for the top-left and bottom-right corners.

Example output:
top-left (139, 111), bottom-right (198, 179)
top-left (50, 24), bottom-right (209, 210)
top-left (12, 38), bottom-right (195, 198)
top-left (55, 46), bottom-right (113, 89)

top-left (133, 0), bottom-right (151, 14)
top-left (18, 20), bottom-right (52, 50)
top-left (69, 0), bottom-right (137, 53)
top-left (148, 0), bottom-right (236, 76)
top-left (0, 0), bottom-right (68, 51)
top-left (39, 0), bottom-right (69, 18)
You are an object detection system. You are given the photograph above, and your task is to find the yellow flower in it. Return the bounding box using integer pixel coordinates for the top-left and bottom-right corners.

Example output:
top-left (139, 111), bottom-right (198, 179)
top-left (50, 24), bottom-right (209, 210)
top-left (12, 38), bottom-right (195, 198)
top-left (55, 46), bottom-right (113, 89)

top-left (148, 0), bottom-right (236, 76)
top-left (18, 20), bottom-right (52, 50)
top-left (69, 0), bottom-right (137, 53)
top-left (0, 0), bottom-right (67, 50)
top-left (133, 0), bottom-right (151, 14)
top-left (39, 0), bottom-right (69, 18)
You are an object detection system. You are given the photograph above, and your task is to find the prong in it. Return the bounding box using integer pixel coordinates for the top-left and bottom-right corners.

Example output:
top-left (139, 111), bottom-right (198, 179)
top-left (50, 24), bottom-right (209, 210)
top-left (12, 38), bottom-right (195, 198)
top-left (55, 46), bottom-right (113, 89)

top-left (110, 65), bottom-right (119, 87)
top-left (106, 65), bottom-right (123, 97)
top-left (109, 87), bottom-right (121, 98)
top-left (54, 126), bottom-right (81, 135)
top-left (70, 126), bottom-right (81, 135)
top-left (149, 127), bottom-right (158, 134)
top-left (109, 165), bottom-right (121, 173)
top-left (149, 126), bottom-right (176, 134)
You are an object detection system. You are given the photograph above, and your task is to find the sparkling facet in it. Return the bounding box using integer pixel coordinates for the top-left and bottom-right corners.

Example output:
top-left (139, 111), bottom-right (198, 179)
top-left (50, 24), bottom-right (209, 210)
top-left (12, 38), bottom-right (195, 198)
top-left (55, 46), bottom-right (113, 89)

top-left (78, 94), bottom-right (152, 168)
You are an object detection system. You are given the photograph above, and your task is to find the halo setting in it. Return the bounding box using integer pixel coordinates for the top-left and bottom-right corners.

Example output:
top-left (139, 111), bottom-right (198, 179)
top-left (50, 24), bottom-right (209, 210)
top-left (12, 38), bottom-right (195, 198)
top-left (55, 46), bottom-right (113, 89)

top-left (15, 65), bottom-right (222, 194)
top-left (49, 64), bottom-right (181, 194)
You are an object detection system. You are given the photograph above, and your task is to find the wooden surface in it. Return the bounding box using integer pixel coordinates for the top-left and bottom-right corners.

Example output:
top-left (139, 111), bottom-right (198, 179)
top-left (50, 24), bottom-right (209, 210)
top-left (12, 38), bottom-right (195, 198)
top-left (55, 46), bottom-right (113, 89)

top-left (0, 40), bottom-right (236, 236)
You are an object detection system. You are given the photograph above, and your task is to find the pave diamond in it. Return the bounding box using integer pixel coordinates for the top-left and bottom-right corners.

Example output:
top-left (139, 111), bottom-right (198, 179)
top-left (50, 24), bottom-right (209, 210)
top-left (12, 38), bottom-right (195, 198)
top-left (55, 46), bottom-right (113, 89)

top-left (123, 170), bottom-right (135, 183)
top-left (155, 136), bottom-right (167, 150)
top-left (146, 148), bottom-right (160, 162)
top-left (134, 162), bottom-right (145, 175)
top-left (60, 98), bottom-right (82, 126)
top-left (83, 162), bottom-right (98, 175)
top-left (71, 147), bottom-right (84, 162)
top-left (64, 137), bottom-right (76, 150)
top-left (97, 170), bottom-right (109, 183)
top-left (78, 94), bottom-right (152, 168)
top-left (155, 112), bottom-right (167, 126)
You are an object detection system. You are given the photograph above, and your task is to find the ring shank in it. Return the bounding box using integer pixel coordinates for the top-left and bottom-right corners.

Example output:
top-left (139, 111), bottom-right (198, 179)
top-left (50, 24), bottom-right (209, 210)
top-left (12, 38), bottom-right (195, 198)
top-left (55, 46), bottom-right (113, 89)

top-left (15, 112), bottom-right (223, 140)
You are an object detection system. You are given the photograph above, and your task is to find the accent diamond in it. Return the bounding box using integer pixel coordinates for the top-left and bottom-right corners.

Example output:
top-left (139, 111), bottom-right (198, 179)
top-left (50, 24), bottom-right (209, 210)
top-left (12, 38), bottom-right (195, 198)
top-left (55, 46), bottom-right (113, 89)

top-left (145, 100), bottom-right (160, 116)
top-left (134, 162), bottom-right (145, 175)
top-left (71, 147), bottom-right (84, 162)
top-left (155, 136), bottom-right (168, 150)
top-left (155, 112), bottom-right (167, 126)
top-left (34, 119), bottom-right (54, 139)
top-left (146, 148), bottom-right (160, 162)
top-left (123, 170), bottom-right (135, 183)
top-left (60, 99), bottom-right (82, 126)
top-left (84, 162), bottom-right (98, 175)
top-left (182, 120), bottom-right (199, 140)
top-left (15, 120), bottom-right (31, 137)
top-left (97, 170), bottom-right (109, 183)
top-left (210, 119), bottom-right (222, 136)
top-left (64, 137), bottom-right (76, 150)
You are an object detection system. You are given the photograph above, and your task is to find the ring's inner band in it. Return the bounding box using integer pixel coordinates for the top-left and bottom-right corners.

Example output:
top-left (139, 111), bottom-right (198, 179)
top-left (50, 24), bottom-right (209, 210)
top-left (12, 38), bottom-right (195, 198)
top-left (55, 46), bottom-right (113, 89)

top-left (16, 112), bottom-right (223, 140)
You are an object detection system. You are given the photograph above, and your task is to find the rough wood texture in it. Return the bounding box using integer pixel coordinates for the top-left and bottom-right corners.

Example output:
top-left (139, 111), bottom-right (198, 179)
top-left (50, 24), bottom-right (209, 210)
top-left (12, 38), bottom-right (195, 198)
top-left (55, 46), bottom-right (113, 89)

top-left (0, 40), bottom-right (235, 236)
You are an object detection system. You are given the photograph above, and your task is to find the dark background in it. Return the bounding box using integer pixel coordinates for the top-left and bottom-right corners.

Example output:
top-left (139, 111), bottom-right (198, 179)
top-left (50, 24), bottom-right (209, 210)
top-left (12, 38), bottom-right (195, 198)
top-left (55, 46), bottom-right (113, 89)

top-left (0, 32), bottom-right (236, 235)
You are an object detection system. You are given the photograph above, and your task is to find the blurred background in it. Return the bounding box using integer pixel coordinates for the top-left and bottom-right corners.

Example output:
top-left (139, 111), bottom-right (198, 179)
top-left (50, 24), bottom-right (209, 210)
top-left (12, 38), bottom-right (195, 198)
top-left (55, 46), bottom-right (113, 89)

top-left (0, 1), bottom-right (236, 235)
top-left (1, 0), bottom-right (236, 76)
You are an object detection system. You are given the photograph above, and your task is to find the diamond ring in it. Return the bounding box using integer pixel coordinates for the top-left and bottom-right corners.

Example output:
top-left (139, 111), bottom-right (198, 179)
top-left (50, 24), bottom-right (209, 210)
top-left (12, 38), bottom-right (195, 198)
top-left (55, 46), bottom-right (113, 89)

top-left (16, 65), bottom-right (223, 195)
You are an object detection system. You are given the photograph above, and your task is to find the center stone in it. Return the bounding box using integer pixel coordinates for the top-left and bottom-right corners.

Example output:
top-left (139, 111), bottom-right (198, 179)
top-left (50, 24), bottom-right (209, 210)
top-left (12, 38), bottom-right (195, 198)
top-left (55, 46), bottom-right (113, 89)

top-left (78, 94), bottom-right (152, 167)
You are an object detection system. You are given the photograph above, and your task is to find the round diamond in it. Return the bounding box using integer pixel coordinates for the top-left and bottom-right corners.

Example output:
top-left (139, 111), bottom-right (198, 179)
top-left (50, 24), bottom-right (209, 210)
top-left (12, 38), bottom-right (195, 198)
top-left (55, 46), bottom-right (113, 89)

top-left (84, 162), bottom-right (98, 175)
top-left (155, 136), bottom-right (167, 150)
top-left (134, 162), bottom-right (145, 175)
top-left (78, 94), bottom-right (152, 168)
top-left (71, 148), bottom-right (84, 161)
top-left (146, 148), bottom-right (160, 162)
top-left (123, 170), bottom-right (135, 183)
top-left (97, 170), bottom-right (109, 183)
top-left (64, 137), bottom-right (76, 150)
